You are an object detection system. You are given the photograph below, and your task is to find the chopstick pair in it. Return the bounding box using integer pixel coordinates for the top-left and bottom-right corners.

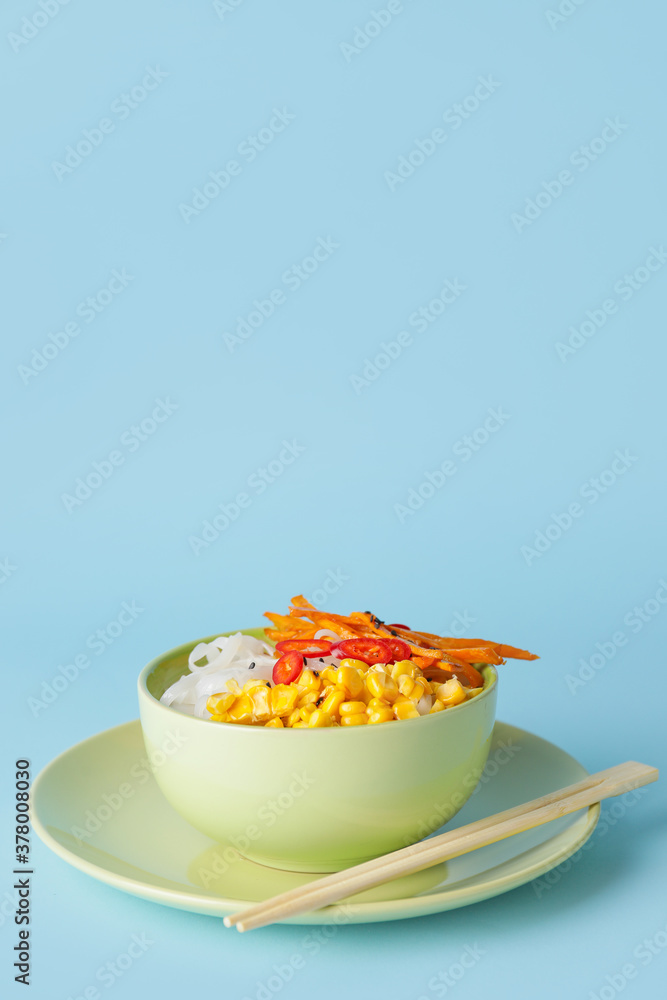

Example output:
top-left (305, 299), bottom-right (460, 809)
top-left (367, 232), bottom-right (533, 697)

top-left (224, 760), bottom-right (658, 932)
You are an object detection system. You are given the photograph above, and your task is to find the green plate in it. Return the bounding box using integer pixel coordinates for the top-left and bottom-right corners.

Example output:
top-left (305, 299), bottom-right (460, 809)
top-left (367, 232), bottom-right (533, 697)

top-left (31, 720), bottom-right (599, 925)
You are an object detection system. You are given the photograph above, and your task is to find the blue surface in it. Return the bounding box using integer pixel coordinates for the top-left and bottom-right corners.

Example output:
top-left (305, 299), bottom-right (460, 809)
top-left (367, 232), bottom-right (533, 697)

top-left (2, 1), bottom-right (666, 997)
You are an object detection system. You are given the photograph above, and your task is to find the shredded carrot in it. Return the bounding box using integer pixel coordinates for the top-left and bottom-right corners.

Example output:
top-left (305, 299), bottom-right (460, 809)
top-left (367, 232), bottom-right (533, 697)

top-left (289, 594), bottom-right (316, 610)
top-left (263, 599), bottom-right (538, 674)
top-left (442, 647), bottom-right (504, 665)
top-left (496, 644), bottom-right (538, 661)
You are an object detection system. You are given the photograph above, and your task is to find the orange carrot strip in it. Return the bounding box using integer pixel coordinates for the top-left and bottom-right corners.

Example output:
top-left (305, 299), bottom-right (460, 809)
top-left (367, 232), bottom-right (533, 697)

top-left (495, 644), bottom-right (539, 661)
top-left (443, 647), bottom-right (504, 665)
top-left (265, 601), bottom-right (538, 669)
top-left (263, 612), bottom-right (311, 633)
top-left (450, 663), bottom-right (485, 688)
top-left (411, 656), bottom-right (440, 671)
top-left (392, 628), bottom-right (537, 661)
top-left (421, 666), bottom-right (455, 684)
top-left (287, 609), bottom-right (360, 640)
top-left (289, 595), bottom-right (316, 610)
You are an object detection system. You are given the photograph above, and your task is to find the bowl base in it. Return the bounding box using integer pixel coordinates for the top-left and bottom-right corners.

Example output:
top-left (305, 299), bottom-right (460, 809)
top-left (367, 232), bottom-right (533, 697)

top-left (238, 849), bottom-right (378, 874)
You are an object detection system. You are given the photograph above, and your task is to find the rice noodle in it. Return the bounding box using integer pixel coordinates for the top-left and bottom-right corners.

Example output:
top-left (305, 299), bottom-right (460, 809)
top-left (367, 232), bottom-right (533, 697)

top-left (162, 633), bottom-right (276, 719)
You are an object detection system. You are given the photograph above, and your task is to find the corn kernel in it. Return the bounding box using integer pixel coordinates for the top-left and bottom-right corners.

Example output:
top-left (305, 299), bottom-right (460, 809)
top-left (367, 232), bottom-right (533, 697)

top-left (391, 659), bottom-right (417, 681)
top-left (227, 694), bottom-right (253, 722)
top-left (270, 684), bottom-right (299, 717)
top-left (208, 713), bottom-right (230, 723)
top-left (366, 696), bottom-right (390, 712)
top-left (429, 699), bottom-right (445, 713)
top-left (291, 720), bottom-right (307, 728)
top-left (265, 717), bottom-right (284, 728)
top-left (411, 677), bottom-right (430, 702)
top-left (340, 712), bottom-right (367, 726)
top-left (243, 678), bottom-right (269, 693)
top-left (286, 708), bottom-right (302, 727)
top-left (336, 666), bottom-right (364, 699)
top-left (321, 667), bottom-right (339, 685)
top-left (299, 703), bottom-right (316, 721)
top-left (206, 692), bottom-right (235, 715)
top-left (397, 674), bottom-right (416, 698)
top-left (321, 688), bottom-right (346, 717)
top-left (339, 658), bottom-right (368, 672)
top-left (339, 700), bottom-right (367, 717)
top-left (225, 678), bottom-right (242, 696)
top-left (297, 690), bottom-right (320, 708)
top-left (249, 685), bottom-right (272, 721)
top-left (307, 709), bottom-right (333, 727)
top-left (368, 706), bottom-right (394, 724)
top-left (366, 672), bottom-right (399, 703)
top-left (393, 697), bottom-right (420, 720)
top-left (436, 678), bottom-right (467, 707)
top-left (298, 668), bottom-right (322, 693)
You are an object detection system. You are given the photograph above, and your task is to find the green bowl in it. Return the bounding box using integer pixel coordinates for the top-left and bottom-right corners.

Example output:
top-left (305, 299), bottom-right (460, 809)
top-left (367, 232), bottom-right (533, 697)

top-left (138, 630), bottom-right (498, 872)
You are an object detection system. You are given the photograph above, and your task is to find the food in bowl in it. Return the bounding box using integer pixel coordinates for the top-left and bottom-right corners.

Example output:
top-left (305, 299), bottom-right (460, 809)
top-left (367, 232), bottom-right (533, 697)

top-left (161, 595), bottom-right (537, 729)
top-left (138, 600), bottom-right (533, 869)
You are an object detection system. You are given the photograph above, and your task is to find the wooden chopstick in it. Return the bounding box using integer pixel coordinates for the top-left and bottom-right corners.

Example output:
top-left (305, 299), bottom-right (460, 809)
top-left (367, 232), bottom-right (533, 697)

top-left (224, 760), bottom-right (658, 932)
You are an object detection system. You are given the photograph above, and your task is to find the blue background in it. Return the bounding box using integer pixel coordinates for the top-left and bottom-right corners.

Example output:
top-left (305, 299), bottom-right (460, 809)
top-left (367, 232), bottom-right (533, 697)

top-left (2, 1), bottom-right (666, 997)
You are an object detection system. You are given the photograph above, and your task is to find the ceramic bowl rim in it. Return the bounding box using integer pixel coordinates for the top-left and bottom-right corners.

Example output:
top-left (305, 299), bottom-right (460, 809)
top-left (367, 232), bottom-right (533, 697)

top-left (138, 630), bottom-right (498, 734)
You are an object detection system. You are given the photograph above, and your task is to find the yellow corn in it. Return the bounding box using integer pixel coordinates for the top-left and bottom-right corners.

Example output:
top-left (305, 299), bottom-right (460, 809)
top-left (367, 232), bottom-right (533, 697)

top-left (286, 708), bottom-right (302, 727)
top-left (321, 688), bottom-right (346, 717)
top-left (397, 674), bottom-right (416, 698)
top-left (336, 666), bottom-right (364, 699)
top-left (436, 678), bottom-right (467, 707)
top-left (307, 709), bottom-right (333, 727)
top-left (391, 659), bottom-right (417, 681)
top-left (393, 697), bottom-right (420, 720)
top-left (297, 690), bottom-right (320, 708)
top-left (270, 684), bottom-right (299, 717)
top-left (227, 694), bottom-right (253, 722)
top-left (368, 706), bottom-right (394, 724)
top-left (340, 712), bottom-right (367, 726)
top-left (243, 677), bottom-right (269, 693)
top-left (249, 685), bottom-right (272, 721)
top-left (206, 692), bottom-right (235, 715)
top-left (339, 700), bottom-right (367, 717)
top-left (366, 671), bottom-right (399, 703)
top-left (366, 696), bottom-right (390, 712)
top-left (298, 668), bottom-right (322, 693)
top-left (412, 677), bottom-right (430, 701)
top-left (339, 658), bottom-right (368, 672)
top-left (213, 642), bottom-right (470, 728)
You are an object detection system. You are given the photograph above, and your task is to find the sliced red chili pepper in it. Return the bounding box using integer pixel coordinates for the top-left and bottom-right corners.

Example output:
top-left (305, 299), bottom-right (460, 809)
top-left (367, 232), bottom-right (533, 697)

top-left (387, 623), bottom-right (410, 630)
top-left (272, 651), bottom-right (305, 685)
top-left (378, 636), bottom-right (412, 662)
top-left (331, 637), bottom-right (393, 665)
top-left (275, 638), bottom-right (333, 658)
